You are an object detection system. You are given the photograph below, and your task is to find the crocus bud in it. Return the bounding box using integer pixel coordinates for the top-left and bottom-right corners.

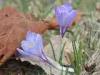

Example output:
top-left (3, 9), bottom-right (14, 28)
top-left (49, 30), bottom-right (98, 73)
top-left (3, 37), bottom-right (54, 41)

top-left (55, 3), bottom-right (77, 37)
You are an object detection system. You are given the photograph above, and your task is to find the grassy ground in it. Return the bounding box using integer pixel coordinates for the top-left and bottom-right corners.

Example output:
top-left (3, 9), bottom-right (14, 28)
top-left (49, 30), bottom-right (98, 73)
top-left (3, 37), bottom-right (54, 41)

top-left (0, 0), bottom-right (100, 75)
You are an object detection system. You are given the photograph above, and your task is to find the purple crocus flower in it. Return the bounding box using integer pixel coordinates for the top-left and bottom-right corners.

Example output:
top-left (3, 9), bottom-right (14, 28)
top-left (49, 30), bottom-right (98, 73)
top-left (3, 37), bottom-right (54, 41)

top-left (17, 31), bottom-right (69, 71)
top-left (17, 31), bottom-right (55, 66)
top-left (55, 3), bottom-right (77, 37)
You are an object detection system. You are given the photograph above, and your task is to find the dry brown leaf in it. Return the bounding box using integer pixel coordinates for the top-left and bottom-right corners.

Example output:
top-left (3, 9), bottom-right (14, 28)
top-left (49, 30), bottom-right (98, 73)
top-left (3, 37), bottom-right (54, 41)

top-left (0, 6), bottom-right (58, 64)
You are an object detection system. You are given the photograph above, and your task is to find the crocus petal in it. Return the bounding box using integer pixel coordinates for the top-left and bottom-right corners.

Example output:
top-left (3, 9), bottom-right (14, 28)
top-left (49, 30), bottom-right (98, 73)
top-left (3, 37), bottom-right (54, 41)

top-left (21, 40), bottom-right (33, 51)
top-left (55, 9), bottom-right (69, 26)
top-left (36, 34), bottom-right (44, 49)
top-left (26, 31), bottom-right (36, 41)
top-left (64, 10), bottom-right (77, 28)
top-left (55, 3), bottom-right (77, 37)
top-left (17, 48), bottom-right (41, 61)
top-left (55, 3), bottom-right (72, 15)
top-left (63, 3), bottom-right (72, 12)
top-left (61, 10), bottom-right (77, 37)
top-left (55, 3), bottom-right (73, 26)
top-left (21, 40), bottom-right (42, 56)
top-left (17, 48), bottom-right (29, 57)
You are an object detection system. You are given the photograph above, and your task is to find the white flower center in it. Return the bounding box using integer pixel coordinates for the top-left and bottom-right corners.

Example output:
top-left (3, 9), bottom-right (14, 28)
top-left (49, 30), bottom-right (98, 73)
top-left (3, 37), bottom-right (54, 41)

top-left (28, 42), bottom-right (35, 48)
